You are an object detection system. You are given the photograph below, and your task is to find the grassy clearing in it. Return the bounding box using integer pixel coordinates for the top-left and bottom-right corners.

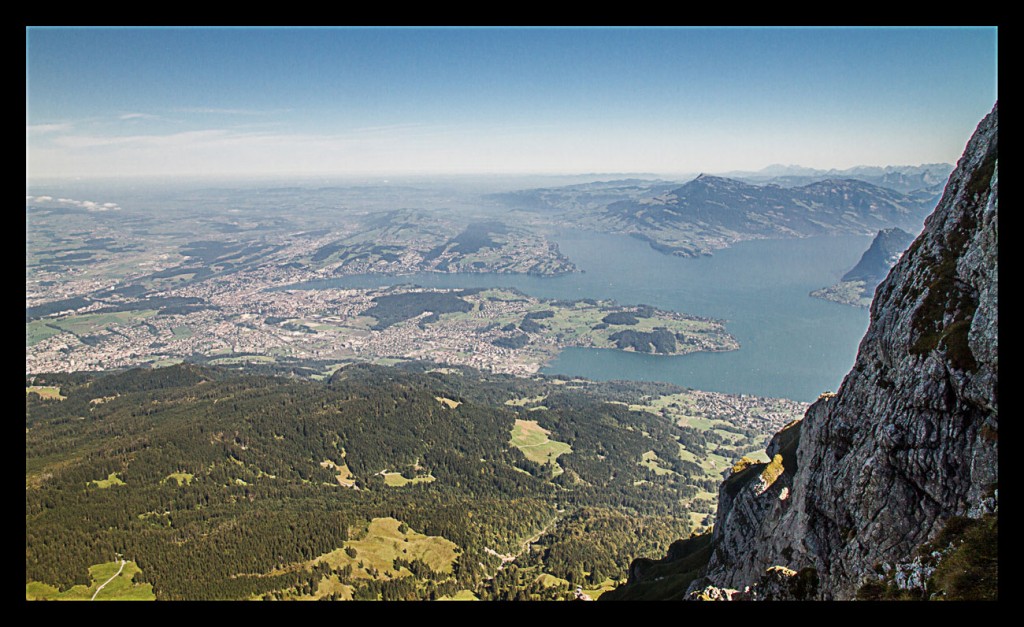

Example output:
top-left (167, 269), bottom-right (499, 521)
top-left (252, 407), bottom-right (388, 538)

top-left (705, 452), bottom-right (733, 472)
top-left (535, 573), bottom-right (570, 588)
top-left (320, 459), bottom-right (357, 487)
top-left (314, 517), bottom-right (459, 578)
top-left (687, 512), bottom-right (708, 530)
top-left (677, 445), bottom-right (699, 463)
top-left (677, 416), bottom-right (714, 430)
top-left (435, 396), bottom-right (461, 408)
top-left (163, 472), bottom-right (194, 486)
top-left (313, 575), bottom-right (353, 600)
top-left (510, 419), bottom-right (572, 473)
top-left (89, 472), bottom-right (125, 489)
top-left (504, 394), bottom-right (547, 406)
top-left (49, 309), bottom-right (158, 336)
top-left (438, 589), bottom-right (479, 601)
top-left (276, 575), bottom-right (354, 601)
top-left (583, 578), bottom-right (620, 600)
top-left (382, 472), bottom-right (435, 487)
top-left (640, 450), bottom-right (675, 476)
top-left (25, 581), bottom-right (60, 599)
top-left (26, 321), bottom-right (63, 346)
top-left (26, 385), bottom-right (65, 400)
top-left (26, 560), bottom-right (155, 601)
top-left (171, 325), bottom-right (193, 338)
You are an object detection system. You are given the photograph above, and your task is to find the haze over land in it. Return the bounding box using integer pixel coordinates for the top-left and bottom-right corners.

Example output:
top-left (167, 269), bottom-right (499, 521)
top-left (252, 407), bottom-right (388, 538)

top-left (26, 27), bottom-right (998, 601)
top-left (27, 27), bottom-right (996, 180)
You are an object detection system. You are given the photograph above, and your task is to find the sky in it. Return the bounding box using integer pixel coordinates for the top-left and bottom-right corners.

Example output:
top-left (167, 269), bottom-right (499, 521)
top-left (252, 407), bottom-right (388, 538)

top-left (25, 26), bottom-right (998, 181)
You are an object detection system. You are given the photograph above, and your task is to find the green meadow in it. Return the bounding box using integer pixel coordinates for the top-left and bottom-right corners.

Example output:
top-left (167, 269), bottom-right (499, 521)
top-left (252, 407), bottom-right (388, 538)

top-left (314, 517), bottom-right (459, 578)
top-left (510, 419), bottom-right (572, 475)
top-left (89, 472), bottom-right (125, 489)
top-left (26, 560), bottom-right (154, 601)
top-left (26, 385), bottom-right (65, 400)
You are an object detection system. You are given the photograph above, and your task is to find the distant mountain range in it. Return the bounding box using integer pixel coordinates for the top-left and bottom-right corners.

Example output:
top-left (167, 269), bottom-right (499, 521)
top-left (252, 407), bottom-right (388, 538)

top-left (720, 163), bottom-right (953, 193)
top-left (599, 174), bottom-right (933, 256)
top-left (490, 163), bottom-right (948, 258)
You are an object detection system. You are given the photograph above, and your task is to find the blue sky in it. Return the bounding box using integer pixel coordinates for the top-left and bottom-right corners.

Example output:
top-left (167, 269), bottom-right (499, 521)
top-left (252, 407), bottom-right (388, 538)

top-left (26, 26), bottom-right (998, 180)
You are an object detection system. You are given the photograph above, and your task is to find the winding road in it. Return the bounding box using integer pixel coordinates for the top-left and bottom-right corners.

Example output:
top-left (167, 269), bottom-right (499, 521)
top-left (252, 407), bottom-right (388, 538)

top-left (91, 559), bottom-right (126, 600)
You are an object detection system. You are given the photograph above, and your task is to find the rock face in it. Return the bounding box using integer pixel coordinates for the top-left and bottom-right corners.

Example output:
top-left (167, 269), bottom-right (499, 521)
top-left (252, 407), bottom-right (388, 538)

top-left (698, 103), bottom-right (998, 600)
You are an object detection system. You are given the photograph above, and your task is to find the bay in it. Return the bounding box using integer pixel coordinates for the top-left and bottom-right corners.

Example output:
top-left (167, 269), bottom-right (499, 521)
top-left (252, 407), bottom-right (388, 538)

top-left (278, 231), bottom-right (873, 402)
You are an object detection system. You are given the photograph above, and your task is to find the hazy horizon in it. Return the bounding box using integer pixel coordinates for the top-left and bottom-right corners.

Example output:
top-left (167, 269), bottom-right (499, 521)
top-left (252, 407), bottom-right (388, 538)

top-left (27, 26), bottom-right (997, 182)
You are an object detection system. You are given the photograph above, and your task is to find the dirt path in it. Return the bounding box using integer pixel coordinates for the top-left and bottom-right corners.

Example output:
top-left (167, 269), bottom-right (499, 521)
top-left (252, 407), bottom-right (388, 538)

top-left (91, 559), bottom-right (126, 600)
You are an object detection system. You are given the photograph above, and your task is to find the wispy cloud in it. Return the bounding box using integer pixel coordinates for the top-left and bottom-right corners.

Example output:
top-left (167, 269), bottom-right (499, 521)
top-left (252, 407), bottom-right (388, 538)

top-left (349, 122), bottom-right (428, 135)
top-left (119, 112), bottom-right (162, 121)
top-left (27, 122), bottom-right (593, 178)
top-left (52, 129), bottom-right (234, 150)
top-left (174, 107), bottom-right (290, 116)
top-left (27, 123), bottom-right (72, 134)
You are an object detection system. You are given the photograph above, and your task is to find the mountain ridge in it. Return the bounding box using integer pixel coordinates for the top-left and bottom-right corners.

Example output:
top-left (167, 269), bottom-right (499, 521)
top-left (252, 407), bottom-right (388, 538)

top-left (602, 174), bottom-right (933, 257)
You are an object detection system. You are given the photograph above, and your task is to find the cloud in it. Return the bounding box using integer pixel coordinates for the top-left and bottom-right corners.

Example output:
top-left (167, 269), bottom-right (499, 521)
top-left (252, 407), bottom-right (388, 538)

top-left (27, 123), bottom-right (72, 134)
top-left (119, 112), bottom-right (162, 121)
top-left (174, 107), bottom-right (289, 116)
top-left (52, 129), bottom-right (232, 150)
top-left (26, 195), bottom-right (121, 211)
top-left (349, 122), bottom-right (428, 135)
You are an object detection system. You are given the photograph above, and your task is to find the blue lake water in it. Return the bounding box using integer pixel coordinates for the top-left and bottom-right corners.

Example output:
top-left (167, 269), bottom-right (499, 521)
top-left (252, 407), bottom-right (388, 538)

top-left (279, 231), bottom-right (873, 402)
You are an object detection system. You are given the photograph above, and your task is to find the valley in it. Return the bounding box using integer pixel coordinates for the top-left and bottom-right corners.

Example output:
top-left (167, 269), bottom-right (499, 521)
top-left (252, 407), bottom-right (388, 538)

top-left (25, 26), bottom-right (997, 604)
top-left (25, 169), bottom-right (945, 602)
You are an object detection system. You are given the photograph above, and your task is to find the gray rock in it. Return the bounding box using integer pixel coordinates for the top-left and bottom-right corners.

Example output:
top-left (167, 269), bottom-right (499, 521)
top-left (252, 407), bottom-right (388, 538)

top-left (700, 103), bottom-right (998, 600)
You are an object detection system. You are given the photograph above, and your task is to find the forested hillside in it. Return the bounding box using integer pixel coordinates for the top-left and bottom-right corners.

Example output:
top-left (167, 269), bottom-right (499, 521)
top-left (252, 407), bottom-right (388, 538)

top-left (26, 363), bottom-right (799, 600)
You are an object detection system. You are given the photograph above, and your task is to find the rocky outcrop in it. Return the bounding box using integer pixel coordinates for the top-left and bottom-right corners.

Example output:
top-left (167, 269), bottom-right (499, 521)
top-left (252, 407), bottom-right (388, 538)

top-left (841, 227), bottom-right (916, 284)
top-left (811, 227), bottom-right (917, 308)
top-left (695, 103), bottom-right (998, 600)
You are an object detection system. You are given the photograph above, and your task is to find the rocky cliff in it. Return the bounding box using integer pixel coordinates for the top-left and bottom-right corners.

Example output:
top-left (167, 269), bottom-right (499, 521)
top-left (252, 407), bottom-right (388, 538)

top-left (609, 103), bottom-right (998, 601)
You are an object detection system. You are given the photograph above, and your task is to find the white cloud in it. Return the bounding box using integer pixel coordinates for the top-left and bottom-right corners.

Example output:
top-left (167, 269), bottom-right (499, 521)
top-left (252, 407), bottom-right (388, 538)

top-left (27, 123), bottom-right (72, 134)
top-left (26, 195), bottom-right (121, 211)
top-left (174, 107), bottom-right (289, 116)
top-left (119, 112), bottom-right (162, 121)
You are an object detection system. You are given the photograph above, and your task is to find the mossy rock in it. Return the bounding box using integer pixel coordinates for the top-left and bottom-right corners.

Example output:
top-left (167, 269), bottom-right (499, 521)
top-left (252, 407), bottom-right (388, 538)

top-left (928, 514), bottom-right (998, 601)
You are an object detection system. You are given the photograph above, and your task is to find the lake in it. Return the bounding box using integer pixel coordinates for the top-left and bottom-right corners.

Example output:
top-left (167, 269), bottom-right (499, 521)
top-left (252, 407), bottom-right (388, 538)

top-left (279, 231), bottom-right (873, 402)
